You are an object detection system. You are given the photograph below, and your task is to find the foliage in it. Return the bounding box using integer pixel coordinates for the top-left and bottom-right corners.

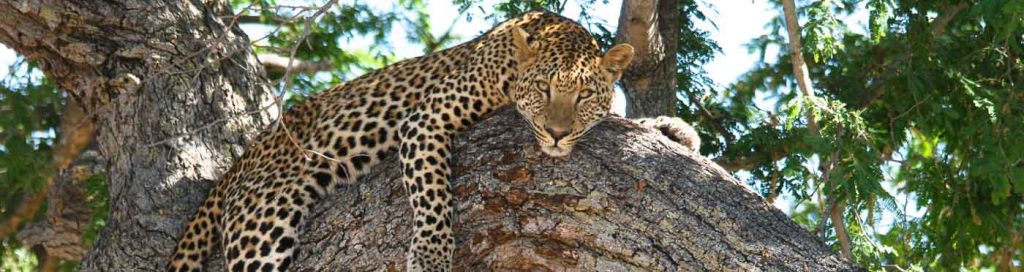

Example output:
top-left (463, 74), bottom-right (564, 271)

top-left (711, 0), bottom-right (1024, 269)
top-left (0, 242), bottom-right (37, 272)
top-left (81, 173), bottom-right (109, 246)
top-left (1, 0), bottom-right (1021, 270)
top-left (0, 60), bottom-right (59, 211)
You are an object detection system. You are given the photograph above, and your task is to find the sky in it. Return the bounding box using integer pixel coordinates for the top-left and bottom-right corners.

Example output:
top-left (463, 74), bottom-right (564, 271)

top-left (0, 46), bottom-right (11, 76)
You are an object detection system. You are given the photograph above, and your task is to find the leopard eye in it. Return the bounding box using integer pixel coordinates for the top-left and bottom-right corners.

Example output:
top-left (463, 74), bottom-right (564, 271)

top-left (578, 89), bottom-right (595, 101)
top-left (535, 81), bottom-right (551, 97)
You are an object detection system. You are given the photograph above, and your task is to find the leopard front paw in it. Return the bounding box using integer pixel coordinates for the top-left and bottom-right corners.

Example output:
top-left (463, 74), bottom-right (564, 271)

top-left (637, 116), bottom-right (701, 153)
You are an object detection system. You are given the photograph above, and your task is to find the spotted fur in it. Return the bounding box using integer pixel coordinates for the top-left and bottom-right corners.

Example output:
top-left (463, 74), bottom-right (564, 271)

top-left (167, 11), bottom-right (693, 272)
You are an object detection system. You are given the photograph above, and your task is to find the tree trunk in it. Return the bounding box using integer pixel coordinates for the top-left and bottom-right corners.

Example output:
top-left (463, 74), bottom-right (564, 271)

top-left (1, 1), bottom-right (858, 271)
top-left (0, 0), bottom-right (275, 271)
top-left (615, 0), bottom-right (678, 118)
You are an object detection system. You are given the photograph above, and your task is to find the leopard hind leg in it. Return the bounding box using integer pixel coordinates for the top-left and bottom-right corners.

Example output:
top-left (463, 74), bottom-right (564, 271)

top-left (167, 187), bottom-right (223, 272)
top-left (222, 182), bottom-right (318, 272)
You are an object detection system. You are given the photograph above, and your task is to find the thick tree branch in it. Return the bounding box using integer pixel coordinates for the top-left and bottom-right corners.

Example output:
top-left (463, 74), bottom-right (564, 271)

top-left (244, 108), bottom-right (862, 271)
top-left (615, 0), bottom-right (678, 118)
top-left (0, 1), bottom-right (276, 270)
top-left (17, 147), bottom-right (103, 261)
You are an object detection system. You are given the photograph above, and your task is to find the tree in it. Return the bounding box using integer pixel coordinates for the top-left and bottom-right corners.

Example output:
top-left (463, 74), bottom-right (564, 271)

top-left (0, 0), bottom-right (858, 270)
top-left (8, 0), bottom-right (1018, 270)
top-left (0, 0), bottom-right (275, 270)
top-left (615, 0), bottom-right (679, 118)
top-left (711, 0), bottom-right (1023, 269)
top-left (780, 0), bottom-right (851, 259)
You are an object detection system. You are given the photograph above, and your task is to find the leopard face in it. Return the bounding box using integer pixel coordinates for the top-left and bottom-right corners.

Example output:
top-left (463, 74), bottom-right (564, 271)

top-left (508, 26), bottom-right (633, 157)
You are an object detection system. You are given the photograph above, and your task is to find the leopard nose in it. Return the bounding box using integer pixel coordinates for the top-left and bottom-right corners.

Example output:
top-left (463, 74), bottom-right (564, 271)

top-left (544, 126), bottom-right (572, 141)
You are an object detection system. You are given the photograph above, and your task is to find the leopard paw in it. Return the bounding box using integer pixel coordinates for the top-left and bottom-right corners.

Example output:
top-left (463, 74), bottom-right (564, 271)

top-left (637, 116), bottom-right (700, 153)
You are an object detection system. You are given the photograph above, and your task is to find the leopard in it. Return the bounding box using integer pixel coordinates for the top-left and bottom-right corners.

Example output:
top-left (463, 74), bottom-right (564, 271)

top-left (167, 11), bottom-right (699, 272)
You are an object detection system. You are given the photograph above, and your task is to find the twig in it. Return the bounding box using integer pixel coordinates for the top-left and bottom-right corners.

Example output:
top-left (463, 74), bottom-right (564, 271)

top-left (273, 1), bottom-right (337, 161)
top-left (141, 1), bottom-right (338, 149)
top-left (259, 54), bottom-right (334, 74)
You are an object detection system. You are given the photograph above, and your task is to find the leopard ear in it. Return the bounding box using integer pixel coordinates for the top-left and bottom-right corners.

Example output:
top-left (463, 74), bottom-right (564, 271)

top-left (510, 26), bottom-right (536, 68)
top-left (600, 44), bottom-right (634, 80)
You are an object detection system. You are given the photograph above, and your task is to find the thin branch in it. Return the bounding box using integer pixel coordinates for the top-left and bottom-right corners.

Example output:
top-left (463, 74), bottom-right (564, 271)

top-left (781, 0), bottom-right (851, 259)
top-left (268, 0), bottom-right (339, 163)
top-left (273, 1), bottom-right (334, 162)
top-left (142, 1), bottom-right (338, 149)
top-left (828, 190), bottom-right (852, 257)
top-left (781, 0), bottom-right (819, 137)
top-left (258, 54), bottom-right (334, 75)
top-left (0, 187), bottom-right (49, 238)
top-left (226, 15), bottom-right (288, 24)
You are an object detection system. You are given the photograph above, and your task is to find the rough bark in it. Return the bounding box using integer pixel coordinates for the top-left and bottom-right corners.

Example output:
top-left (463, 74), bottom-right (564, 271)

top-left (615, 0), bottom-right (678, 118)
top-left (286, 108), bottom-right (856, 271)
top-left (1, 0), bottom-right (858, 271)
top-left (0, 0), bottom-right (275, 271)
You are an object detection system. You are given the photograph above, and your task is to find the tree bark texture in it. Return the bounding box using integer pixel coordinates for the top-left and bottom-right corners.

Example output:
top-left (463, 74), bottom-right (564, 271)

top-left (289, 108), bottom-right (857, 271)
top-left (0, 0), bottom-right (275, 270)
top-left (615, 0), bottom-right (679, 118)
top-left (0, 1), bottom-right (858, 271)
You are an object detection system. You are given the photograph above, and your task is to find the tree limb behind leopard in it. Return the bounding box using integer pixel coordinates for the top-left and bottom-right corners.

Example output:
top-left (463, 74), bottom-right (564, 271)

top-left (167, 11), bottom-right (696, 272)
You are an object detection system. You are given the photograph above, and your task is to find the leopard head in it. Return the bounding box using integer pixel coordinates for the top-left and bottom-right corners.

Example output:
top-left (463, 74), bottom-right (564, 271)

top-left (508, 24), bottom-right (633, 157)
